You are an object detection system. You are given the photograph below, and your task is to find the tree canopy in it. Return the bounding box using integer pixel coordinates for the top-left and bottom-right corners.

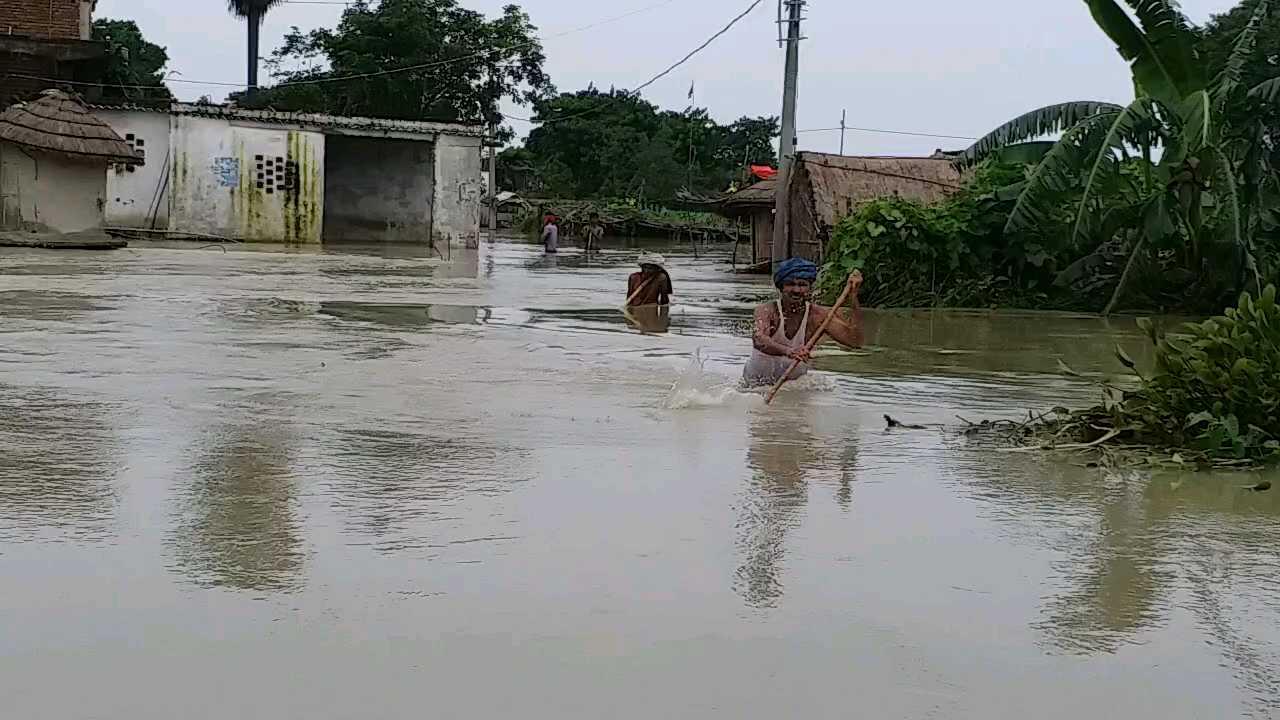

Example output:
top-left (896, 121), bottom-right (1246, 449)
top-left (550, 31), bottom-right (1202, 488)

top-left (506, 87), bottom-right (778, 203)
top-left (239, 0), bottom-right (551, 138)
top-left (92, 19), bottom-right (173, 104)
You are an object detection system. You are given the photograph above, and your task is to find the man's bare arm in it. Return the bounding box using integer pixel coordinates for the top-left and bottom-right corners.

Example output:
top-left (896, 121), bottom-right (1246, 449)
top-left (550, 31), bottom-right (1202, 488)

top-left (752, 304), bottom-right (794, 357)
top-left (818, 296), bottom-right (864, 349)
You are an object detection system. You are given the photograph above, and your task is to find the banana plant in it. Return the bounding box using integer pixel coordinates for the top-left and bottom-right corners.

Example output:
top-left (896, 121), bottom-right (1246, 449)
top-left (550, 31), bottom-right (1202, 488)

top-left (964, 0), bottom-right (1280, 314)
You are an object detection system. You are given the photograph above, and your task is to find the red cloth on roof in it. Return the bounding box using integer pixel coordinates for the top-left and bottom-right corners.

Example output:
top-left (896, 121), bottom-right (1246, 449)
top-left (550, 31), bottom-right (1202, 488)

top-left (750, 165), bottom-right (777, 180)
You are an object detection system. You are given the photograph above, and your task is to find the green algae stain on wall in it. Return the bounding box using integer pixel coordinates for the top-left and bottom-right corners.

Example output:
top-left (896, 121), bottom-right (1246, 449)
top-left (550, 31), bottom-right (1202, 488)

top-left (284, 131), bottom-right (322, 244)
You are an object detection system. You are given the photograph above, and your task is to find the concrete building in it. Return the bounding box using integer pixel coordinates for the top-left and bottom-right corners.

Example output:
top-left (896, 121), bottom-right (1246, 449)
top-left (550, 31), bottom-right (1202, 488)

top-left (0, 0), bottom-right (103, 108)
top-left (96, 103), bottom-right (485, 246)
top-left (0, 89), bottom-right (140, 232)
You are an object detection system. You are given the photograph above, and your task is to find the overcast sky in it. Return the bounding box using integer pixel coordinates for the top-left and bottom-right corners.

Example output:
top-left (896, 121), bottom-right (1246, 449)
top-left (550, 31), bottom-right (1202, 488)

top-left (97, 0), bottom-right (1240, 155)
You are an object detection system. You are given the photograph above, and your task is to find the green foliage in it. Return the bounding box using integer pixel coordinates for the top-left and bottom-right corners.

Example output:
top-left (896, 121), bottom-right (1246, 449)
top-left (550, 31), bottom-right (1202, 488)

top-left (91, 19), bottom-right (173, 103)
top-left (1048, 286), bottom-right (1280, 466)
top-left (963, 0), bottom-right (1280, 315)
top-left (817, 162), bottom-right (1068, 308)
top-left (511, 87), bottom-right (779, 204)
top-left (238, 0), bottom-right (552, 134)
top-left (226, 0), bottom-right (285, 18)
top-left (515, 198), bottom-right (739, 241)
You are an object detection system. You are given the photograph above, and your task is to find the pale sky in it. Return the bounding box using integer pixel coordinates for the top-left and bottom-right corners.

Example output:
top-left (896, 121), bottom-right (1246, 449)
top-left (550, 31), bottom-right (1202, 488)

top-left (96, 0), bottom-right (1241, 156)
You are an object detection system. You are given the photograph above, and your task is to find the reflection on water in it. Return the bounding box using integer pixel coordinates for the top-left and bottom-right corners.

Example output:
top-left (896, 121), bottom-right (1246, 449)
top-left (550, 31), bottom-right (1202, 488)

top-left (169, 406), bottom-right (304, 592)
top-left (1036, 470), bottom-right (1173, 654)
top-left (0, 384), bottom-right (119, 541)
top-left (2, 238), bottom-right (1280, 718)
top-left (623, 304), bottom-right (671, 334)
top-left (319, 301), bottom-right (491, 326)
top-left (324, 427), bottom-right (527, 554)
top-left (735, 411), bottom-right (818, 608)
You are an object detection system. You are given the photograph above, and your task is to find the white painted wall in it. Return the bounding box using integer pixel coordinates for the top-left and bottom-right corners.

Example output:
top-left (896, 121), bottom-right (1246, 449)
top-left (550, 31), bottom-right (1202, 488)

top-left (431, 133), bottom-right (483, 247)
top-left (0, 142), bottom-right (106, 233)
top-left (97, 109), bottom-right (171, 230)
top-left (170, 115), bottom-right (324, 243)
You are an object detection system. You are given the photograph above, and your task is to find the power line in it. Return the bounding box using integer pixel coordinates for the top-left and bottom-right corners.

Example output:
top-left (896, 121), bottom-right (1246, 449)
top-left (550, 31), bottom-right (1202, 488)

top-left (508, 0), bottom-right (765, 127)
top-left (798, 125), bottom-right (978, 141)
top-left (6, 0), bottom-right (681, 92)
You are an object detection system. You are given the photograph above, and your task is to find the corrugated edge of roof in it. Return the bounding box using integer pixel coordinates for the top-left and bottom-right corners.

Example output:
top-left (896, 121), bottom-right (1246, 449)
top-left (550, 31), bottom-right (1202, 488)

top-left (87, 102), bottom-right (486, 137)
top-left (171, 103), bottom-right (485, 137)
top-left (86, 103), bottom-right (170, 113)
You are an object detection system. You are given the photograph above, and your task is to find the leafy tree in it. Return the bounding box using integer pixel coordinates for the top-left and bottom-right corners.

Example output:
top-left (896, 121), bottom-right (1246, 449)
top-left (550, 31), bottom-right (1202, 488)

top-left (965, 0), bottom-right (1280, 314)
top-left (226, 0), bottom-right (285, 93)
top-left (241, 0), bottom-right (552, 137)
top-left (91, 19), bottom-right (172, 103)
top-left (516, 87), bottom-right (778, 203)
top-left (1199, 0), bottom-right (1280, 166)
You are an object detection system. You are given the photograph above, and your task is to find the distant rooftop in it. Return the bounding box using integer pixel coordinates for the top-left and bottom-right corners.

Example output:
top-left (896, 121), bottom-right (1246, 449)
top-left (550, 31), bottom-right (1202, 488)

top-left (88, 101), bottom-right (485, 139)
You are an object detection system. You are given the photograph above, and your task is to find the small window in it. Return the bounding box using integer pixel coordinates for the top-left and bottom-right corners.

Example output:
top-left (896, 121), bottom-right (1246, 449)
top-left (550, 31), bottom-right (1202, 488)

top-left (256, 181), bottom-right (265, 189)
top-left (255, 154), bottom-right (264, 162)
top-left (266, 187), bottom-right (274, 194)
top-left (136, 138), bottom-right (145, 148)
top-left (125, 133), bottom-right (135, 141)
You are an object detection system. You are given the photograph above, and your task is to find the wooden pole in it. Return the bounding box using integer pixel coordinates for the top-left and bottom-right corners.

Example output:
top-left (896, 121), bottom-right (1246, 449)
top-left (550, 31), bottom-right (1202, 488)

top-left (624, 277), bottom-right (654, 308)
top-left (765, 282), bottom-right (855, 405)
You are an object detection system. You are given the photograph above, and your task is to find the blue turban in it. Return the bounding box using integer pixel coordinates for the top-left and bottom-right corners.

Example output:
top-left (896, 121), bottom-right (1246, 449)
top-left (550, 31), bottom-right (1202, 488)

top-left (774, 258), bottom-right (818, 288)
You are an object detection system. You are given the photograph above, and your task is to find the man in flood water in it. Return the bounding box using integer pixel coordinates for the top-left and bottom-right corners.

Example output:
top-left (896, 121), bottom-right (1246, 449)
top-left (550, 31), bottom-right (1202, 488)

top-left (626, 252), bottom-right (673, 307)
top-left (742, 258), bottom-right (864, 388)
top-left (583, 212), bottom-right (605, 253)
top-left (541, 213), bottom-right (560, 254)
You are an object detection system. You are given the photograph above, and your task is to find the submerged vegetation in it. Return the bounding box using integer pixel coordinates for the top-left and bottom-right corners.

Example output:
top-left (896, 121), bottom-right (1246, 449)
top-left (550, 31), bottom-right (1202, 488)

top-left (985, 286), bottom-right (1280, 469)
top-left (518, 199), bottom-right (743, 243)
top-left (822, 0), bottom-right (1280, 315)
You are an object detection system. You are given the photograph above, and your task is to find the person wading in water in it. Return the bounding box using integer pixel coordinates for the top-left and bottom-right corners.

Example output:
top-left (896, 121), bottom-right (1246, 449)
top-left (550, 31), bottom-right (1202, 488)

top-left (626, 252), bottom-right (673, 307)
top-left (541, 212), bottom-right (560, 254)
top-left (742, 258), bottom-right (865, 388)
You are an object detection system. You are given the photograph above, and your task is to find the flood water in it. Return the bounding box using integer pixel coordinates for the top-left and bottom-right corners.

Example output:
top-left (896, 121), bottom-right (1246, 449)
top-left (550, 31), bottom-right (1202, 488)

top-left (2, 236), bottom-right (1279, 719)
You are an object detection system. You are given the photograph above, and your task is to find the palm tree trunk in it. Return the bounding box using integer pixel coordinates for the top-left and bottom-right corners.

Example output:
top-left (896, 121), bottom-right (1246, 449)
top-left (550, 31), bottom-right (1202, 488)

top-left (1103, 236), bottom-right (1145, 316)
top-left (246, 7), bottom-right (261, 95)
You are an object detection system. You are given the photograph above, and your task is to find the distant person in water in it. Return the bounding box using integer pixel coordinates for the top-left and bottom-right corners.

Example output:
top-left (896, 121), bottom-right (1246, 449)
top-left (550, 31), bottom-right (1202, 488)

top-left (742, 258), bottom-right (864, 388)
top-left (584, 212), bottom-right (605, 253)
top-left (541, 213), bottom-right (559, 254)
top-left (626, 252), bottom-right (673, 306)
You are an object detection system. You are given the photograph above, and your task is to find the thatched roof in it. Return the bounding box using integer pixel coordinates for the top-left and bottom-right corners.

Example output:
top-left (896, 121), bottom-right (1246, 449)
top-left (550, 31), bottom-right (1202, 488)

top-left (796, 151), bottom-right (963, 230)
top-left (717, 177), bottom-right (777, 215)
top-left (0, 90), bottom-right (141, 164)
top-left (712, 152), bottom-right (964, 223)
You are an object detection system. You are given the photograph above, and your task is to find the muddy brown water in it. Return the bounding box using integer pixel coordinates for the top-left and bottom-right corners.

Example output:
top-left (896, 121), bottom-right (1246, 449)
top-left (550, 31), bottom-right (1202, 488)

top-left (2, 236), bottom-right (1278, 719)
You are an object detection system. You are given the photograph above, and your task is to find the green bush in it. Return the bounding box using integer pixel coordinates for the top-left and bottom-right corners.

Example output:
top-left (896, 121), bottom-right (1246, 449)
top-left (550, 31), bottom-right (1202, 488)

top-left (818, 163), bottom-right (1070, 308)
top-left (1129, 286), bottom-right (1280, 461)
top-left (1050, 285), bottom-right (1280, 465)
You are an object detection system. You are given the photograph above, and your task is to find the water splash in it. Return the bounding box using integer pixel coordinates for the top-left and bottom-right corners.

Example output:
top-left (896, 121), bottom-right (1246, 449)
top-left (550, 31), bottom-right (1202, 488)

top-left (663, 350), bottom-right (759, 410)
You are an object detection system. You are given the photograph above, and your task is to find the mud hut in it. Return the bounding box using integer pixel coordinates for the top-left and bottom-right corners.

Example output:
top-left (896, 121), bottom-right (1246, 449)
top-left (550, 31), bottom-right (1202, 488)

top-left (0, 89), bottom-right (141, 232)
top-left (714, 151), bottom-right (964, 268)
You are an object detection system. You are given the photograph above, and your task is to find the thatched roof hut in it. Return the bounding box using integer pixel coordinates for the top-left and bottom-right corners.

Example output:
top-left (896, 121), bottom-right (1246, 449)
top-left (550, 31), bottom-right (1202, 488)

top-left (709, 151), bottom-right (965, 266)
top-left (793, 152), bottom-right (963, 233)
top-left (0, 90), bottom-right (141, 164)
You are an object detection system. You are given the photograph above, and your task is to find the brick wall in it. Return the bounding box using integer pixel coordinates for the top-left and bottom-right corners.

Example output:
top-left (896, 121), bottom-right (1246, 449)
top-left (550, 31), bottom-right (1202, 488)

top-left (0, 0), bottom-right (86, 41)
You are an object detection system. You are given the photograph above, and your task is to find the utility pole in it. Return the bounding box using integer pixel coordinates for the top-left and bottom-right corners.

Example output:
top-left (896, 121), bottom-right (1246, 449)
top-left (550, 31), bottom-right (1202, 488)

top-left (839, 108), bottom-right (847, 156)
top-left (486, 64), bottom-right (498, 239)
top-left (772, 0), bottom-right (804, 271)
